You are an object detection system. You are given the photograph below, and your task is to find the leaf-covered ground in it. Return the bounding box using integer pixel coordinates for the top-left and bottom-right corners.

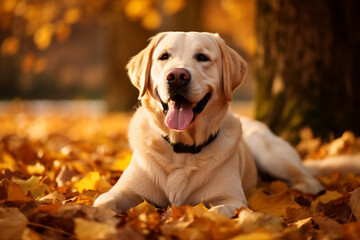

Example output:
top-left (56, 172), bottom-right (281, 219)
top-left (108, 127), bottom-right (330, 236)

top-left (1, 103), bottom-right (360, 240)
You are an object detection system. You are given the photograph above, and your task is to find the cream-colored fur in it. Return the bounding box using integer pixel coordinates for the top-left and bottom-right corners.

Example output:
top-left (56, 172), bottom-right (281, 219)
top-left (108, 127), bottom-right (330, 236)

top-left (94, 32), bottom-right (323, 217)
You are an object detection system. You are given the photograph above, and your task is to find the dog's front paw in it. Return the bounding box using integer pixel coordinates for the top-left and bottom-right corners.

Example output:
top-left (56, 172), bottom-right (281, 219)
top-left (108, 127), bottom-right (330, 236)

top-left (93, 192), bottom-right (118, 211)
top-left (292, 177), bottom-right (323, 194)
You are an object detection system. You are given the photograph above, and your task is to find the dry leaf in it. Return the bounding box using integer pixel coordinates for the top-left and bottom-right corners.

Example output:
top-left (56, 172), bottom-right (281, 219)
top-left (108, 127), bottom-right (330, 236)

top-left (0, 208), bottom-right (28, 240)
top-left (248, 191), bottom-right (301, 217)
top-left (349, 188), bottom-right (360, 221)
top-left (13, 176), bottom-right (48, 199)
top-left (238, 209), bottom-right (282, 233)
top-left (39, 191), bottom-right (66, 204)
top-left (0, 178), bottom-right (33, 203)
top-left (73, 171), bottom-right (110, 193)
top-left (74, 217), bottom-right (117, 240)
top-left (310, 190), bottom-right (342, 212)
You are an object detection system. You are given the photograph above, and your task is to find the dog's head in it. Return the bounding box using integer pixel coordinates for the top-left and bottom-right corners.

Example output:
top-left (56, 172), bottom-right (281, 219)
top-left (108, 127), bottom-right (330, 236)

top-left (127, 32), bottom-right (247, 132)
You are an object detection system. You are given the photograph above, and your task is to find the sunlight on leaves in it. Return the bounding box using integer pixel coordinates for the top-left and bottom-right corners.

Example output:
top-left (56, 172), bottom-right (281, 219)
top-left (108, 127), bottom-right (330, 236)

top-left (141, 8), bottom-right (162, 30)
top-left (1, 36), bottom-right (19, 55)
top-left (73, 171), bottom-right (111, 194)
top-left (26, 162), bottom-right (45, 175)
top-left (125, 0), bottom-right (151, 20)
top-left (162, 0), bottom-right (185, 16)
top-left (64, 7), bottom-right (81, 24)
top-left (33, 23), bottom-right (54, 50)
top-left (0, 153), bottom-right (18, 172)
top-left (110, 152), bottom-right (132, 171)
top-left (55, 21), bottom-right (71, 43)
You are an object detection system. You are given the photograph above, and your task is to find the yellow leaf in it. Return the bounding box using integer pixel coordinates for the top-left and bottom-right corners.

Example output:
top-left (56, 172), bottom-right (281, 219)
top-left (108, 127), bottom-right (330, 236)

top-left (1, 36), bottom-right (19, 55)
top-left (74, 218), bottom-right (116, 240)
top-left (33, 23), bottom-right (54, 50)
top-left (110, 152), bottom-right (132, 171)
top-left (76, 195), bottom-right (94, 206)
top-left (310, 191), bottom-right (342, 212)
top-left (73, 171), bottom-right (110, 193)
top-left (248, 191), bottom-right (301, 217)
top-left (13, 176), bottom-right (48, 200)
top-left (26, 162), bottom-right (45, 175)
top-left (0, 153), bottom-right (18, 171)
top-left (229, 232), bottom-right (273, 240)
top-left (73, 171), bottom-right (99, 193)
top-left (141, 8), bottom-right (162, 30)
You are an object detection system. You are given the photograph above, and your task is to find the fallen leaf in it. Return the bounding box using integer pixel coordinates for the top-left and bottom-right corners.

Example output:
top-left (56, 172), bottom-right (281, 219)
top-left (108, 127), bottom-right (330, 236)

top-left (310, 191), bottom-right (342, 212)
top-left (0, 152), bottom-right (18, 171)
top-left (74, 217), bottom-right (116, 240)
top-left (248, 191), bottom-right (301, 217)
top-left (229, 232), bottom-right (273, 240)
top-left (13, 176), bottom-right (48, 199)
top-left (31, 203), bottom-right (62, 215)
top-left (73, 171), bottom-right (111, 193)
top-left (0, 208), bottom-right (28, 240)
top-left (238, 209), bottom-right (282, 233)
top-left (349, 188), bottom-right (360, 221)
top-left (0, 178), bottom-right (33, 203)
top-left (269, 180), bottom-right (289, 194)
top-left (286, 207), bottom-right (312, 221)
top-left (39, 191), bottom-right (66, 204)
top-left (110, 152), bottom-right (132, 172)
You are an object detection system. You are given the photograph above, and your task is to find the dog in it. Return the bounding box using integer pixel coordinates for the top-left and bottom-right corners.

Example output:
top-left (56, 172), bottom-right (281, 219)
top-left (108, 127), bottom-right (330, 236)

top-left (94, 32), bottom-right (323, 217)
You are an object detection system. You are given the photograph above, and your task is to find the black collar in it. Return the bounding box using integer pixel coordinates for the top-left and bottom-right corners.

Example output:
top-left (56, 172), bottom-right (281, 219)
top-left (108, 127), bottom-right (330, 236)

top-left (162, 131), bottom-right (219, 154)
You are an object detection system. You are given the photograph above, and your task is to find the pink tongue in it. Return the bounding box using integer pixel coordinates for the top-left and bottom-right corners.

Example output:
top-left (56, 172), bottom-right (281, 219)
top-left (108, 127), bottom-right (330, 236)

top-left (165, 98), bottom-right (194, 130)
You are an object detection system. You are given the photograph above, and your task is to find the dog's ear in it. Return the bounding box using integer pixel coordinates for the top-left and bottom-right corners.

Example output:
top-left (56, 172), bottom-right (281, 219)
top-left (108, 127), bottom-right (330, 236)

top-left (213, 34), bottom-right (248, 102)
top-left (127, 33), bottom-right (166, 99)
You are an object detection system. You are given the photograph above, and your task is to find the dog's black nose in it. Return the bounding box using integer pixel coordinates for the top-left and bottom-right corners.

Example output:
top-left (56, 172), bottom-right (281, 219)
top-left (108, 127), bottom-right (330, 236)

top-left (166, 68), bottom-right (191, 88)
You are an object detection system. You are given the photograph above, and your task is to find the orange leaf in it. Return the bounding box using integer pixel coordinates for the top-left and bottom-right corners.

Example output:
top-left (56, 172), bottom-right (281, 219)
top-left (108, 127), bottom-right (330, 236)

top-left (248, 191), bottom-right (301, 217)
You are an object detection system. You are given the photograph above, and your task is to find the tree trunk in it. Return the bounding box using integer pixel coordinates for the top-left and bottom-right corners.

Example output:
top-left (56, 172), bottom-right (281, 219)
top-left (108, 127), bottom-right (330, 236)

top-left (105, 18), bottom-right (152, 111)
top-left (255, 0), bottom-right (360, 143)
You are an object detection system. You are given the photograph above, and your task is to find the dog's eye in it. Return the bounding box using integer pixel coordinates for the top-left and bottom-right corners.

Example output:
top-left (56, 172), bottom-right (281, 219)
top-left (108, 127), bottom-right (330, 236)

top-left (195, 53), bottom-right (210, 62)
top-left (159, 52), bottom-right (169, 61)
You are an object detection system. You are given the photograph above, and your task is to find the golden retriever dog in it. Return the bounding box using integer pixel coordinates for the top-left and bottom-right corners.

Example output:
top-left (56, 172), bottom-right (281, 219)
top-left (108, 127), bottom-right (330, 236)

top-left (94, 32), bottom-right (323, 217)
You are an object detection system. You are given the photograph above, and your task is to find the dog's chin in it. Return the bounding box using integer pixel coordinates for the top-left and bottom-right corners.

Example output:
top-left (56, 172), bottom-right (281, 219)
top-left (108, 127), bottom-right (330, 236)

top-left (159, 93), bottom-right (211, 131)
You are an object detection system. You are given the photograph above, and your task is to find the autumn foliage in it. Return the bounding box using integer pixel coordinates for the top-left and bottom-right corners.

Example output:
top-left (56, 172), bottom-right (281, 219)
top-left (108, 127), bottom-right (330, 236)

top-left (1, 104), bottom-right (360, 240)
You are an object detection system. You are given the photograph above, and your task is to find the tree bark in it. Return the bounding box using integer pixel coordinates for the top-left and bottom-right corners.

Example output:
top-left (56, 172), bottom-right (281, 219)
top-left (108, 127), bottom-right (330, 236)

top-left (105, 17), bottom-right (152, 111)
top-left (255, 0), bottom-right (360, 142)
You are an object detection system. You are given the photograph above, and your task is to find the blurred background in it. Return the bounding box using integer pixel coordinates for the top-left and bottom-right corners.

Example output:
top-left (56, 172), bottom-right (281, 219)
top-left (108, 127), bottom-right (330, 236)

top-left (0, 0), bottom-right (359, 143)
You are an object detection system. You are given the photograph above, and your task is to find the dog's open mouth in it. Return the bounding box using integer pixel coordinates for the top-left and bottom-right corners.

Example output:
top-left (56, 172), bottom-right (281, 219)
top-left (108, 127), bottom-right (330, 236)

top-left (160, 93), bottom-right (211, 130)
